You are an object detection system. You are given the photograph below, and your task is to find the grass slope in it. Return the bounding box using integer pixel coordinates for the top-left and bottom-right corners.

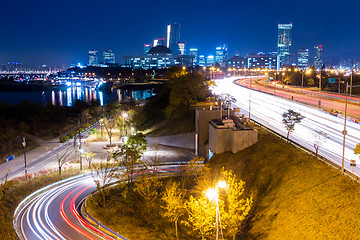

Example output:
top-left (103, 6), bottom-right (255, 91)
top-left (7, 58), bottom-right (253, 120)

top-left (209, 127), bottom-right (360, 239)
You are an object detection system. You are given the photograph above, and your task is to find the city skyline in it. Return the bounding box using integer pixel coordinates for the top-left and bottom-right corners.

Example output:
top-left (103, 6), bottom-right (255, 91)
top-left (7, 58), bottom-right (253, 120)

top-left (0, 0), bottom-right (359, 67)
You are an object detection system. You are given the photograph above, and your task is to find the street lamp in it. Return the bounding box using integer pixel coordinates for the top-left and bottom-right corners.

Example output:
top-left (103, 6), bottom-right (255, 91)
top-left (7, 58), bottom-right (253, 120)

top-left (22, 137), bottom-right (27, 175)
top-left (206, 181), bottom-right (226, 240)
top-left (341, 82), bottom-right (360, 174)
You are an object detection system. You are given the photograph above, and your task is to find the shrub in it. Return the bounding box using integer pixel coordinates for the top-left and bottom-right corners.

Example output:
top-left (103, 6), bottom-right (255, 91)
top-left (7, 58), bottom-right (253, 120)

top-left (60, 136), bottom-right (70, 143)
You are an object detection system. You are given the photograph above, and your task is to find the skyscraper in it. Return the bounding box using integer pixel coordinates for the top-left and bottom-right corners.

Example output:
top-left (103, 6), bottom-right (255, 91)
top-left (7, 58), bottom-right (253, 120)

top-left (103, 49), bottom-right (115, 64)
top-left (144, 44), bottom-right (152, 54)
top-left (297, 49), bottom-right (309, 69)
top-left (167, 23), bottom-right (180, 55)
top-left (206, 55), bottom-right (215, 66)
top-left (277, 23), bottom-right (292, 68)
top-left (314, 45), bottom-right (323, 70)
top-left (177, 42), bottom-right (186, 55)
top-left (189, 48), bottom-right (198, 65)
top-left (198, 55), bottom-right (206, 67)
top-left (215, 44), bottom-right (228, 64)
top-left (88, 50), bottom-right (98, 66)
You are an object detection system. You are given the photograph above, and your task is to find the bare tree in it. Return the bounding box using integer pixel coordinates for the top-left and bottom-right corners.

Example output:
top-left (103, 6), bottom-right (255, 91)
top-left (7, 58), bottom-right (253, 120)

top-left (91, 162), bottom-right (117, 206)
top-left (312, 130), bottom-right (329, 159)
top-left (103, 118), bottom-right (116, 147)
top-left (57, 147), bottom-right (73, 175)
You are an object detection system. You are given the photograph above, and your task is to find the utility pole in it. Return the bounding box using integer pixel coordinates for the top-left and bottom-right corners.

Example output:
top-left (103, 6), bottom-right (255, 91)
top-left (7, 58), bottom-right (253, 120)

top-left (22, 137), bottom-right (27, 175)
top-left (350, 70), bottom-right (353, 99)
top-left (341, 82), bottom-right (348, 174)
top-left (249, 74), bottom-right (252, 119)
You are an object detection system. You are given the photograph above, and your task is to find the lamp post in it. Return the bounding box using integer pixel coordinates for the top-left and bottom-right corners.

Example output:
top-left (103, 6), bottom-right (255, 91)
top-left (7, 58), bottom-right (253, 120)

top-left (206, 181), bottom-right (226, 240)
top-left (249, 72), bottom-right (252, 120)
top-left (341, 83), bottom-right (360, 174)
top-left (318, 70), bottom-right (322, 108)
top-left (22, 137), bottom-right (27, 175)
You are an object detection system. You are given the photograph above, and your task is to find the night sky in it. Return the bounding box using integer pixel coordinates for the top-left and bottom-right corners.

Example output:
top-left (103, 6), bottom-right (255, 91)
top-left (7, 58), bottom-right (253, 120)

top-left (0, 0), bottom-right (359, 67)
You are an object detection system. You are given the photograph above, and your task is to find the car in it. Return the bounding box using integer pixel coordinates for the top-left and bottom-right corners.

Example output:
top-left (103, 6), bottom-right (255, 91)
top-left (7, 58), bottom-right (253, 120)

top-left (5, 155), bottom-right (15, 162)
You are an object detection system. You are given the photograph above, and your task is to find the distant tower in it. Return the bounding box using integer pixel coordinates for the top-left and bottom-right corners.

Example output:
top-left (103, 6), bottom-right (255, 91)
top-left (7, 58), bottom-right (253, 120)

top-left (144, 44), bottom-right (152, 54)
top-left (198, 55), bottom-right (206, 67)
top-left (177, 42), bottom-right (186, 55)
top-left (215, 44), bottom-right (228, 64)
top-left (277, 23), bottom-right (292, 68)
top-left (189, 48), bottom-right (198, 65)
top-left (167, 23), bottom-right (181, 55)
top-left (103, 49), bottom-right (115, 64)
top-left (88, 50), bottom-right (98, 66)
top-left (297, 49), bottom-right (309, 69)
top-left (206, 55), bottom-right (215, 66)
top-left (314, 45), bottom-right (323, 70)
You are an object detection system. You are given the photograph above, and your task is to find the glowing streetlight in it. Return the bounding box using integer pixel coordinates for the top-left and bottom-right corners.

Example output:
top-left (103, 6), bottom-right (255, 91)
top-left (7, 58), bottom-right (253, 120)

top-left (206, 181), bottom-right (226, 240)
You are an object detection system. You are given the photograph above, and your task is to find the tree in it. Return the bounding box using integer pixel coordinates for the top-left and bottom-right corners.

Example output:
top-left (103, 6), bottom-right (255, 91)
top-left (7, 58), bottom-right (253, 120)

top-left (307, 78), bottom-right (315, 86)
top-left (354, 143), bottom-right (360, 156)
top-left (134, 172), bottom-right (163, 224)
top-left (161, 181), bottom-right (184, 240)
top-left (56, 147), bottom-right (73, 175)
top-left (179, 157), bottom-right (206, 193)
top-left (81, 149), bottom-right (96, 169)
top-left (282, 109), bottom-right (305, 140)
top-left (220, 169), bottom-right (252, 240)
top-left (312, 130), bottom-right (329, 159)
top-left (103, 118), bottom-right (116, 147)
top-left (165, 71), bottom-right (209, 119)
top-left (0, 174), bottom-right (13, 204)
top-left (113, 133), bottom-right (147, 187)
top-left (184, 195), bottom-right (215, 240)
top-left (91, 162), bottom-right (117, 206)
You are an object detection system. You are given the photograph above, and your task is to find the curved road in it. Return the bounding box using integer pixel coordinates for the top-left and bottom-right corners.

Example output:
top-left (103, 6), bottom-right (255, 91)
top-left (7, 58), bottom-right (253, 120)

top-left (15, 165), bottom-right (181, 240)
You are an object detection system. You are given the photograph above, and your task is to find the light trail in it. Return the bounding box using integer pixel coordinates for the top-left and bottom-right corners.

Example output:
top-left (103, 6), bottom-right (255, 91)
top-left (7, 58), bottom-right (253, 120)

top-left (212, 77), bottom-right (360, 176)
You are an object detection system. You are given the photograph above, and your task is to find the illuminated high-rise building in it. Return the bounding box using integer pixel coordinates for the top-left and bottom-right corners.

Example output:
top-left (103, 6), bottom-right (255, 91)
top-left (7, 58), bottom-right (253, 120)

top-left (297, 49), bottom-right (309, 69)
top-left (198, 55), bottom-right (206, 67)
top-left (189, 48), bottom-right (198, 65)
top-left (206, 55), bottom-right (215, 66)
top-left (103, 49), bottom-right (115, 64)
top-left (178, 42), bottom-right (186, 55)
top-left (88, 50), bottom-right (98, 66)
top-left (167, 23), bottom-right (181, 55)
top-left (144, 44), bottom-right (152, 54)
top-left (314, 45), bottom-right (323, 70)
top-left (277, 23), bottom-right (292, 68)
top-left (215, 44), bottom-right (228, 64)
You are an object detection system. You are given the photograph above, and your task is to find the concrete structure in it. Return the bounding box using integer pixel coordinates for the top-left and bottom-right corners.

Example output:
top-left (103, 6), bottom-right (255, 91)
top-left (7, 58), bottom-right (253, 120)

top-left (209, 119), bottom-right (258, 156)
top-left (195, 109), bottom-right (258, 159)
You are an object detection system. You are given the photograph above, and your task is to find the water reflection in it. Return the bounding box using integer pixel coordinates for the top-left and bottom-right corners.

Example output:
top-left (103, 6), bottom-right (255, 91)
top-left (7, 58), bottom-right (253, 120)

top-left (0, 87), bottom-right (157, 106)
top-left (117, 89), bottom-right (155, 102)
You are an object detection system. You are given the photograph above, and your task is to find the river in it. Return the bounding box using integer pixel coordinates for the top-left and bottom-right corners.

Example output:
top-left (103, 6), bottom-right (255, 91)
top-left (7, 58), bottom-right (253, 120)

top-left (0, 87), bottom-right (157, 106)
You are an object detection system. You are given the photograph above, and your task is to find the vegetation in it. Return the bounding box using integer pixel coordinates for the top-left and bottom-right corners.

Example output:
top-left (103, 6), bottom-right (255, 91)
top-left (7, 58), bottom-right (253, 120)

top-left (0, 169), bottom-right (81, 240)
top-left (282, 109), bottom-right (305, 139)
top-left (0, 100), bottom-right (103, 162)
top-left (87, 154), bottom-right (251, 240)
top-left (134, 67), bottom-right (210, 136)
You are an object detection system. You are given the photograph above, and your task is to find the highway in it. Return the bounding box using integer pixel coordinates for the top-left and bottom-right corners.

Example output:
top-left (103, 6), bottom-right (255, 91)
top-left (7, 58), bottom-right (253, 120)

top-left (212, 77), bottom-right (360, 176)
